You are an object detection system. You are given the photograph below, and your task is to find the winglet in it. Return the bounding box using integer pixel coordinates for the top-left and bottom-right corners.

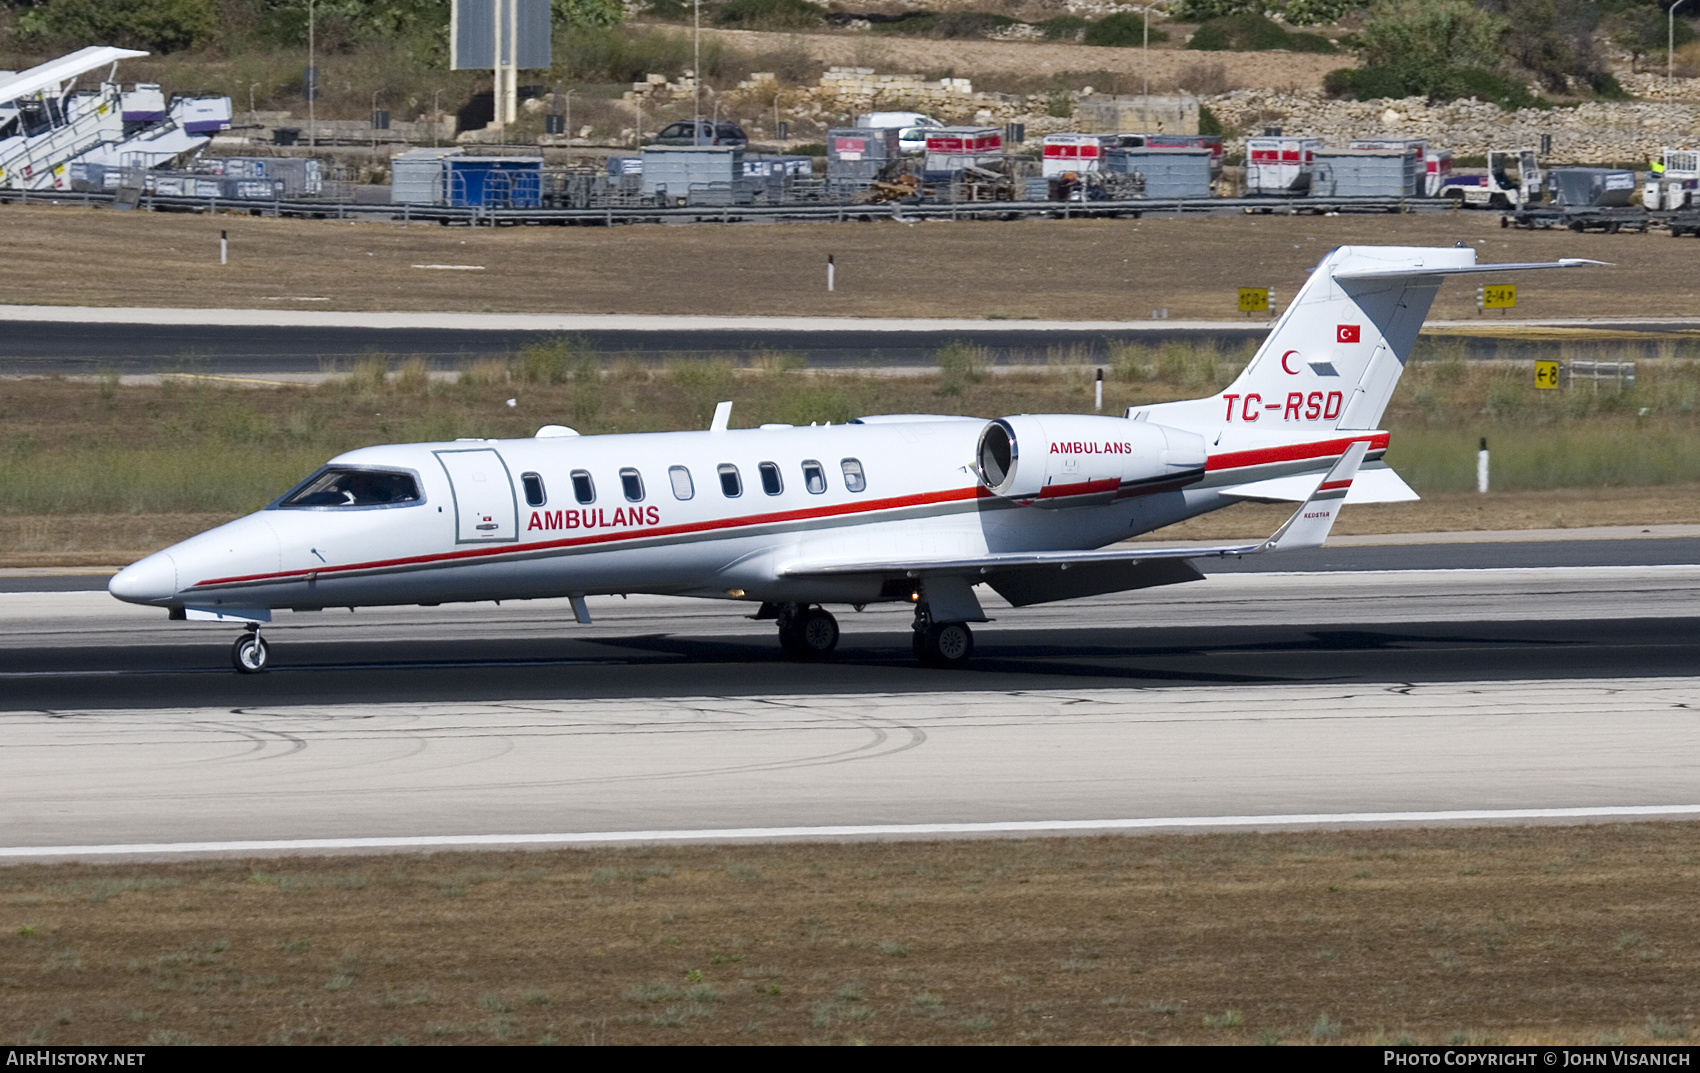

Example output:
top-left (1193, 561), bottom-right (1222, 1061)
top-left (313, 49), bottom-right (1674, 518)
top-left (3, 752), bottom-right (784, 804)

top-left (710, 401), bottom-right (733, 432)
top-left (1260, 441), bottom-right (1369, 552)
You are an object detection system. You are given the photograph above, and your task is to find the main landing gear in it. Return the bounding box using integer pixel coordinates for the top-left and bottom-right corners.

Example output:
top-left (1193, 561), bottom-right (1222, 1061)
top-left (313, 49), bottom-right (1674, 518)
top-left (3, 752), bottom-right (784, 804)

top-left (912, 612), bottom-right (974, 669)
top-left (763, 601), bottom-right (975, 667)
top-left (775, 603), bottom-right (840, 660)
top-left (231, 626), bottom-right (270, 674)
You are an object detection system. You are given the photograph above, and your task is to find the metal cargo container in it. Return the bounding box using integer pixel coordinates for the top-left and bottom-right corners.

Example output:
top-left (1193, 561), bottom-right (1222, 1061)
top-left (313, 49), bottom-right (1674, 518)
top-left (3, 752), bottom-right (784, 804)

top-left (1347, 138), bottom-right (1432, 194)
top-left (828, 128), bottom-right (898, 163)
top-left (741, 155), bottom-right (813, 179)
top-left (1309, 148), bottom-right (1421, 198)
top-left (641, 145), bottom-right (742, 199)
top-left (1041, 133), bottom-right (1114, 178)
top-left (194, 156), bottom-right (322, 197)
top-left (827, 128), bottom-right (897, 192)
top-left (390, 147), bottom-right (462, 204)
top-left (1245, 136), bottom-right (1322, 195)
top-left (923, 126), bottom-right (1003, 180)
top-left (1104, 147), bottom-right (1211, 198)
top-left (1548, 167), bottom-right (1637, 208)
top-left (446, 156), bottom-right (544, 208)
top-left (1143, 133), bottom-right (1224, 176)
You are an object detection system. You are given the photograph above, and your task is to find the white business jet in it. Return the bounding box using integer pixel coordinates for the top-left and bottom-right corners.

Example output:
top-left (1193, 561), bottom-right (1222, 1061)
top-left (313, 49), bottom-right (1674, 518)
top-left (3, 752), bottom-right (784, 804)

top-left (109, 245), bottom-right (1598, 672)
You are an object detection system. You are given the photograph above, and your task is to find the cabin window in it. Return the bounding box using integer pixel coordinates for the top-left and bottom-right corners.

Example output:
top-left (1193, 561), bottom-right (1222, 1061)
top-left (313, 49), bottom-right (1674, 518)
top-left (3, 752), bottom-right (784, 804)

top-left (840, 458), bottom-right (867, 493)
top-left (801, 460), bottom-right (827, 494)
top-left (278, 467), bottom-right (420, 508)
top-left (718, 464), bottom-right (743, 498)
top-left (758, 461), bottom-right (783, 496)
top-left (669, 465), bottom-right (694, 500)
top-left (571, 469), bottom-right (595, 504)
top-left (521, 472), bottom-right (546, 507)
top-left (620, 467), bottom-right (645, 502)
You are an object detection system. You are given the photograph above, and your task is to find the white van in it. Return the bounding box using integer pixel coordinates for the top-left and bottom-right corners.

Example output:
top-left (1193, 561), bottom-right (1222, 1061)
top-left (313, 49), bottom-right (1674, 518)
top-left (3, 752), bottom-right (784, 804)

top-left (854, 111), bottom-right (942, 155)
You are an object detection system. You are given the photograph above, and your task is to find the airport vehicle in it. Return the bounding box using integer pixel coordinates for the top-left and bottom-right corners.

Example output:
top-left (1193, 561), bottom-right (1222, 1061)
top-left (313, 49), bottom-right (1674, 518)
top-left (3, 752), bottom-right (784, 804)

top-left (1643, 147), bottom-right (1699, 211)
top-left (854, 112), bottom-right (942, 155)
top-left (648, 120), bottom-right (748, 147)
top-left (1461, 149), bottom-right (1542, 209)
top-left (108, 246), bottom-right (1598, 673)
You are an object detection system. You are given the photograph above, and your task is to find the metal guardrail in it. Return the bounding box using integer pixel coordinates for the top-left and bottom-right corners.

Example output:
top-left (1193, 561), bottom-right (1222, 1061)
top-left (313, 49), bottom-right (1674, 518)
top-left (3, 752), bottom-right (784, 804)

top-left (0, 186), bottom-right (1466, 224)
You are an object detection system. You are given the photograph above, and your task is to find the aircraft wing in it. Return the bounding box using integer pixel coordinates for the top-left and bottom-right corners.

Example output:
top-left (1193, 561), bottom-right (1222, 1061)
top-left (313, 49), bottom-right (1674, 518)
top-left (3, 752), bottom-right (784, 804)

top-left (783, 442), bottom-right (1368, 580)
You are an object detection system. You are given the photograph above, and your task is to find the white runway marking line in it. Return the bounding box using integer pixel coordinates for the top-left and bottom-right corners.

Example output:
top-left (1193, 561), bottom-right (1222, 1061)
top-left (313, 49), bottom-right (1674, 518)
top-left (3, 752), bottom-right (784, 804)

top-left (6, 805), bottom-right (1700, 861)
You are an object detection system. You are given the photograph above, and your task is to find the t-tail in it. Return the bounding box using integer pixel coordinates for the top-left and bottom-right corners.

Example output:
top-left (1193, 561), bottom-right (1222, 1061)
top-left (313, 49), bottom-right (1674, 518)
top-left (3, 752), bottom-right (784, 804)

top-left (1130, 245), bottom-right (1604, 435)
top-left (1127, 245), bottom-right (1603, 504)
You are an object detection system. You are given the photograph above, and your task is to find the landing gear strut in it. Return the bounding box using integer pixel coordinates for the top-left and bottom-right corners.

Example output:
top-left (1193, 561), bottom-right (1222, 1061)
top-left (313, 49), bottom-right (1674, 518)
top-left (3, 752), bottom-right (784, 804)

top-left (777, 604), bottom-right (839, 660)
top-left (231, 626), bottom-right (270, 674)
top-left (912, 609), bottom-right (973, 669)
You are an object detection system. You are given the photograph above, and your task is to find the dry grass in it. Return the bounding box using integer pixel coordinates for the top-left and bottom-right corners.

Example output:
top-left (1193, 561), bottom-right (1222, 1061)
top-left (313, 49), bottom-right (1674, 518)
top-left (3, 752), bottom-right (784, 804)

top-left (2, 824), bottom-right (1698, 1045)
top-left (5, 350), bottom-right (1700, 562)
top-left (0, 202), bottom-right (1686, 322)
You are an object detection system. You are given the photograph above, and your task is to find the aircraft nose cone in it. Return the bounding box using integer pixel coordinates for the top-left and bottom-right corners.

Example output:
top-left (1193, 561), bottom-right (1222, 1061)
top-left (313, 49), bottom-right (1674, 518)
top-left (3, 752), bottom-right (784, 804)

top-left (109, 552), bottom-right (179, 605)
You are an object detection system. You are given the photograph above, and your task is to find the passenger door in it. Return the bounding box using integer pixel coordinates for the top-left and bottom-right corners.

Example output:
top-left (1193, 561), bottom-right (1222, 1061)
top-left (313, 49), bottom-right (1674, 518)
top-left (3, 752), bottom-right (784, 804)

top-left (435, 448), bottom-right (518, 543)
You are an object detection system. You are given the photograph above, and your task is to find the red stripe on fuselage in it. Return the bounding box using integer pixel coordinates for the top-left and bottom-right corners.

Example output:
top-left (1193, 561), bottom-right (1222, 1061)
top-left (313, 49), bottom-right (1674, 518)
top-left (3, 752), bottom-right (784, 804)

top-left (195, 484), bottom-right (990, 589)
top-left (1205, 433), bottom-right (1389, 474)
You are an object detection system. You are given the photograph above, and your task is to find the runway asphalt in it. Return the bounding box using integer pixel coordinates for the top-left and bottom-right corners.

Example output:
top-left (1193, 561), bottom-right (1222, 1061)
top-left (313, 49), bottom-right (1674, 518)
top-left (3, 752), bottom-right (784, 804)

top-left (3, 306), bottom-right (1691, 374)
top-left (4, 563), bottom-right (1699, 857)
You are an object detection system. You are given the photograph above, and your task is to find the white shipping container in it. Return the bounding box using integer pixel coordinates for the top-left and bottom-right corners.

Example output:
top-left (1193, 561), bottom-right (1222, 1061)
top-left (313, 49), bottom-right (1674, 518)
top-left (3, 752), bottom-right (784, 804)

top-left (1041, 133), bottom-right (1114, 177)
top-left (1245, 136), bottom-right (1323, 195)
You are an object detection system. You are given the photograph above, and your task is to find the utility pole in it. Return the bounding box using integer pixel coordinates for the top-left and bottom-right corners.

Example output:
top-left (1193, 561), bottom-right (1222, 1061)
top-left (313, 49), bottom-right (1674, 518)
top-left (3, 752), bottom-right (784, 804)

top-left (693, 0), bottom-right (702, 146)
top-left (1673, 0), bottom-right (1694, 91)
top-left (307, 0), bottom-right (315, 148)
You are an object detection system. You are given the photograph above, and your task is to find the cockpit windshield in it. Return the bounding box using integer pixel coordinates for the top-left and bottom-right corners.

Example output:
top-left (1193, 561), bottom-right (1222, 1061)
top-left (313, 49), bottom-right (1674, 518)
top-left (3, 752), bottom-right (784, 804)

top-left (277, 468), bottom-right (421, 508)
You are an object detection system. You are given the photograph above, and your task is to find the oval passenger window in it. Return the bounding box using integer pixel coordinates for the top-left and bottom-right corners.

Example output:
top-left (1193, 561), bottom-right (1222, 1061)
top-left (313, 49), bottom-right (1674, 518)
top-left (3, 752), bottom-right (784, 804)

top-left (801, 460), bottom-right (826, 495)
top-left (840, 458), bottom-right (866, 493)
top-left (571, 470), bottom-right (595, 504)
top-left (759, 462), bottom-right (783, 496)
top-left (718, 464), bottom-right (742, 498)
top-left (620, 467), bottom-right (644, 502)
top-left (669, 466), bottom-right (694, 500)
top-left (521, 472), bottom-right (546, 507)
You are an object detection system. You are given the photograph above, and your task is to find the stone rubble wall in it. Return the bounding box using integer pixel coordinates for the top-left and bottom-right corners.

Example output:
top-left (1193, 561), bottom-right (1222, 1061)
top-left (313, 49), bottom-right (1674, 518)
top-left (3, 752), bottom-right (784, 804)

top-left (630, 65), bottom-right (1700, 161)
top-left (1208, 88), bottom-right (1700, 162)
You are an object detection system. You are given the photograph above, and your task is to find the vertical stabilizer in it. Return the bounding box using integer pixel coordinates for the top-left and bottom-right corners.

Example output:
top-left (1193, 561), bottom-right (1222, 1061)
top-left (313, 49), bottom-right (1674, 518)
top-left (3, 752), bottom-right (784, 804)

top-left (1131, 247), bottom-right (1602, 437)
top-left (1130, 245), bottom-right (1473, 434)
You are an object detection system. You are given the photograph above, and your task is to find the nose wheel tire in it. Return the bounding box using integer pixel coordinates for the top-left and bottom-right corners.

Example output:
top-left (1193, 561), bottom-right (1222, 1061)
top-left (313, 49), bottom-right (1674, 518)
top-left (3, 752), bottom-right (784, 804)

top-left (914, 621), bottom-right (973, 668)
top-left (231, 633), bottom-right (270, 674)
top-left (779, 607), bottom-right (839, 660)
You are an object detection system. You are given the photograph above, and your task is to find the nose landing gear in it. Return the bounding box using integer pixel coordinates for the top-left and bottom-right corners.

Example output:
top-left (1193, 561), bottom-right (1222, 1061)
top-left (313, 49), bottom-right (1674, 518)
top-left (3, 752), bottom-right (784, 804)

top-left (231, 627), bottom-right (270, 674)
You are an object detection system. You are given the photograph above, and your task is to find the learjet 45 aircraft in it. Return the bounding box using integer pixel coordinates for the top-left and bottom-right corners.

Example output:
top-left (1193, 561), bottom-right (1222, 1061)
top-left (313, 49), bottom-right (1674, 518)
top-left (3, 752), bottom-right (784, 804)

top-left (109, 245), bottom-right (1598, 672)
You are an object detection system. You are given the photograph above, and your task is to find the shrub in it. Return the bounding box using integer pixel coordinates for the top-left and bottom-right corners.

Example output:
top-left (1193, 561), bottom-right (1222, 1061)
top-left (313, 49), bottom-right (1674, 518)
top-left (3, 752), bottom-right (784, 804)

top-left (929, 12), bottom-right (1020, 38)
top-left (1085, 12), bottom-right (1169, 47)
top-left (16, 0), bottom-right (218, 53)
top-left (1036, 15), bottom-right (1090, 40)
top-left (713, 0), bottom-right (826, 30)
top-left (1189, 11), bottom-right (1336, 52)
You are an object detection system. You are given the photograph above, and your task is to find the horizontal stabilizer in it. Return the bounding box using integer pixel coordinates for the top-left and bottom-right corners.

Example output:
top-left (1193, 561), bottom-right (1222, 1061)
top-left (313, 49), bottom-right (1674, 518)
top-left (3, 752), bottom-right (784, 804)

top-left (1332, 258), bottom-right (1608, 282)
top-left (1222, 462), bottom-right (1417, 504)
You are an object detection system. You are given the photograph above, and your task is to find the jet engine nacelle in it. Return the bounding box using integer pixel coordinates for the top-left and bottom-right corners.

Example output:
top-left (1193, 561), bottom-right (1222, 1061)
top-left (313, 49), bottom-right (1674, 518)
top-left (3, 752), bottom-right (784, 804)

top-left (975, 414), bottom-right (1207, 502)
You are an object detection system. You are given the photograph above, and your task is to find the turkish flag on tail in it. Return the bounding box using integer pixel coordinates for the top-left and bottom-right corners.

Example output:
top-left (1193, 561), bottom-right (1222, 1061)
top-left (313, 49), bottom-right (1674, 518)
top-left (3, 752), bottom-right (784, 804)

top-left (1337, 324), bottom-right (1361, 343)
